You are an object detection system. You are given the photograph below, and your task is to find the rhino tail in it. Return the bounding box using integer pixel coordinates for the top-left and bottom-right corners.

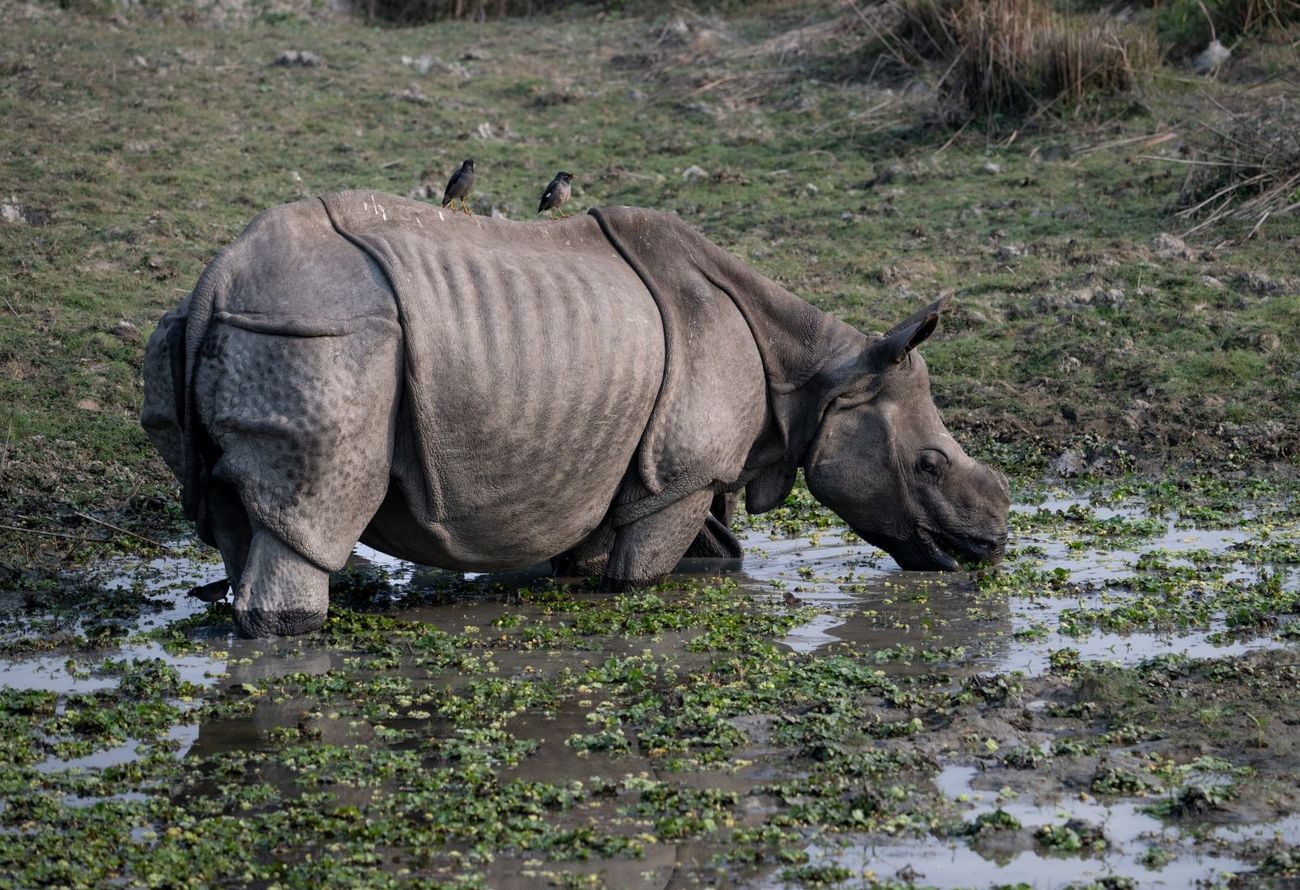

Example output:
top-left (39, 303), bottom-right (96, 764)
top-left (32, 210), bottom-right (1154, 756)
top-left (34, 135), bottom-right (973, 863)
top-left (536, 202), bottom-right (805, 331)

top-left (141, 250), bottom-right (227, 531)
top-left (179, 253), bottom-right (227, 524)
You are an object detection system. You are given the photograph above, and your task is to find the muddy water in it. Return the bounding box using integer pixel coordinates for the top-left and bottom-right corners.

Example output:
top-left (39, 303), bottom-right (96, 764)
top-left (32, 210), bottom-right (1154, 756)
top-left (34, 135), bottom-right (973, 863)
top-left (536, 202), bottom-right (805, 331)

top-left (776, 764), bottom-right (1253, 889)
top-left (5, 492), bottom-right (1299, 887)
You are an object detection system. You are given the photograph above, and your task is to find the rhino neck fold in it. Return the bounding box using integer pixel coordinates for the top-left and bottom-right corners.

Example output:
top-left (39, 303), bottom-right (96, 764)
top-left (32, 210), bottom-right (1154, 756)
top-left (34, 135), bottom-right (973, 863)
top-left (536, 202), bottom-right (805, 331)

top-left (589, 206), bottom-right (872, 513)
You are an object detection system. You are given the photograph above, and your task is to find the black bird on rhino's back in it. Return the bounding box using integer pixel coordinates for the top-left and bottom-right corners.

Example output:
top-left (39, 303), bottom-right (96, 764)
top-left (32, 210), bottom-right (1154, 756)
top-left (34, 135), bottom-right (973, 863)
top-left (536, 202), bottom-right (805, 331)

top-left (442, 159), bottom-right (475, 214)
top-left (538, 171), bottom-right (574, 218)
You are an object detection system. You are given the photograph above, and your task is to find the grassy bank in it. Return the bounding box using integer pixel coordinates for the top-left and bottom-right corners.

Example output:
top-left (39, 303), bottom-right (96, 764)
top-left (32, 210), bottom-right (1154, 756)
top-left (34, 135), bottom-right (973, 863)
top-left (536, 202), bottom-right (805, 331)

top-left (0, 2), bottom-right (1297, 560)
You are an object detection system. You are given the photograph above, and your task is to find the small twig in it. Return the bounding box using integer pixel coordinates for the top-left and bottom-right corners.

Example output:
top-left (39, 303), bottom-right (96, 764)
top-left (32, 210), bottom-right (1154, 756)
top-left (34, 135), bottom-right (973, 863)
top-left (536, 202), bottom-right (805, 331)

top-left (688, 68), bottom-right (794, 95)
top-left (0, 523), bottom-right (105, 543)
top-left (1137, 154), bottom-right (1234, 166)
top-left (1195, 0), bottom-right (1218, 46)
top-left (0, 420), bottom-right (11, 484)
top-left (1245, 209), bottom-right (1271, 239)
top-left (933, 119), bottom-right (970, 157)
top-left (1076, 131), bottom-right (1177, 156)
top-left (71, 510), bottom-right (175, 552)
top-left (2, 295), bottom-right (19, 317)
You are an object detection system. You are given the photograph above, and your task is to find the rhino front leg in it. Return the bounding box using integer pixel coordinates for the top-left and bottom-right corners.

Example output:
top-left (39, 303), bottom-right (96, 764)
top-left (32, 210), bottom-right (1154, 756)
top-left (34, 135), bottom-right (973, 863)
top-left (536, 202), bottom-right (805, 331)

top-left (602, 489), bottom-right (715, 592)
top-left (232, 522), bottom-right (329, 638)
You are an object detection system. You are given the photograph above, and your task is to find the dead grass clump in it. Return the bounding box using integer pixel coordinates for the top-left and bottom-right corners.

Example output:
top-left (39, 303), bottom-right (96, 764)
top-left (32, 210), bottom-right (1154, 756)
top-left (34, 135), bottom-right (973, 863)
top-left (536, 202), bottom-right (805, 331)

top-left (363, 0), bottom-right (569, 24)
top-left (866, 0), bottom-right (1158, 118)
top-left (1175, 96), bottom-right (1300, 236)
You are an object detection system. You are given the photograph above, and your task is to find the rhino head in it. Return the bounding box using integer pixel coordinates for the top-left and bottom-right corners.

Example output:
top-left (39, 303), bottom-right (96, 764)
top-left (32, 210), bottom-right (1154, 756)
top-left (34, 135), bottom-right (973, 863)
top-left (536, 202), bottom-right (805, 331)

top-left (802, 293), bottom-right (1010, 570)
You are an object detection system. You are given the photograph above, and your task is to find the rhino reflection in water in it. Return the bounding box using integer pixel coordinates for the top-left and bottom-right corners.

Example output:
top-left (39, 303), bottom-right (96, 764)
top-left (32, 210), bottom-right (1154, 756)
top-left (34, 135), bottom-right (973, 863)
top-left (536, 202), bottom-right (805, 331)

top-left (142, 191), bottom-right (1009, 638)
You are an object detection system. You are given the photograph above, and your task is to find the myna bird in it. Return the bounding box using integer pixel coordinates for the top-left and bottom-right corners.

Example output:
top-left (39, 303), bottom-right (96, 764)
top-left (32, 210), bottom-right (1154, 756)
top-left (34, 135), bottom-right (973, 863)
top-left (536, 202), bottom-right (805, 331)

top-left (441, 159), bottom-right (475, 214)
top-left (538, 171), bottom-right (574, 218)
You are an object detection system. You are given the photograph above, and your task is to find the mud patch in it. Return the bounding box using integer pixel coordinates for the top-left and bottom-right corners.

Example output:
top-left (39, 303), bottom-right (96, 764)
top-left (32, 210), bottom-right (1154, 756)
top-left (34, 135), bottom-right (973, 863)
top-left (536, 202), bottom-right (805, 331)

top-left (1, 481), bottom-right (1298, 887)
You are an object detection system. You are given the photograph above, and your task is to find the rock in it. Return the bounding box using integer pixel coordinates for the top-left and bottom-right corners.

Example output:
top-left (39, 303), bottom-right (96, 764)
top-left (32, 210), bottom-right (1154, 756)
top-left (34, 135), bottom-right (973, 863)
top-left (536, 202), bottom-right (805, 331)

top-left (461, 49), bottom-right (490, 61)
top-left (1193, 39), bottom-right (1231, 74)
top-left (76, 398), bottom-right (101, 412)
top-left (903, 79), bottom-right (932, 98)
top-left (627, 88), bottom-right (648, 103)
top-left (872, 162), bottom-right (907, 185)
top-left (1053, 204), bottom-right (1091, 222)
top-left (804, 183), bottom-right (819, 196)
top-left (1199, 274), bottom-right (1225, 289)
top-left (983, 161), bottom-right (1002, 175)
top-left (664, 15), bottom-right (691, 41)
top-left (1096, 287), bottom-right (1125, 308)
top-left (1254, 331), bottom-right (1281, 354)
top-left (1152, 232), bottom-right (1193, 261)
top-left (394, 84), bottom-right (430, 106)
top-left (1, 199), bottom-right (24, 224)
top-left (112, 320), bottom-right (141, 343)
top-left (678, 101), bottom-right (716, 117)
top-left (996, 243), bottom-right (1027, 262)
top-left (132, 55), bottom-right (148, 68)
top-left (1050, 449), bottom-right (1087, 478)
top-left (681, 165), bottom-right (707, 183)
top-left (273, 50), bottom-right (323, 67)
top-left (1240, 271), bottom-right (1285, 295)
top-left (472, 121), bottom-right (494, 140)
top-left (402, 54), bottom-right (468, 79)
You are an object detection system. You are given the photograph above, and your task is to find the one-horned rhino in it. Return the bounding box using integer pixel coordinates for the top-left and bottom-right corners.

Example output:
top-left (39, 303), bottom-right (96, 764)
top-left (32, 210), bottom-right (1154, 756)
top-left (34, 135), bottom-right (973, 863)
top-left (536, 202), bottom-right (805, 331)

top-left (141, 191), bottom-right (1009, 637)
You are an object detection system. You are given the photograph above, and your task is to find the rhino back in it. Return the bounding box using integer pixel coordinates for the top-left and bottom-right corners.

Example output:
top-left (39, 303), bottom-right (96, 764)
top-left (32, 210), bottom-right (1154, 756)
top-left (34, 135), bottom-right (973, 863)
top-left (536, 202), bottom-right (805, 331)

top-left (328, 200), bottom-right (666, 569)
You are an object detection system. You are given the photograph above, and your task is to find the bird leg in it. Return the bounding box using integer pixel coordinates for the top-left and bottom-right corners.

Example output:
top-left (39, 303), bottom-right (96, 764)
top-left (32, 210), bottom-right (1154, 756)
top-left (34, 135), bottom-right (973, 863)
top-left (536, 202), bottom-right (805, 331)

top-left (461, 199), bottom-right (474, 215)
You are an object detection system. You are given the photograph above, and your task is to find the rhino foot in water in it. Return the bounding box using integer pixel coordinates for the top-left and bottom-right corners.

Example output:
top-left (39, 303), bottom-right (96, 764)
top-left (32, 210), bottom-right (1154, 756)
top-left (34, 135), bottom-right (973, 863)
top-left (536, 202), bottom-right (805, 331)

top-left (142, 191), bottom-right (1009, 637)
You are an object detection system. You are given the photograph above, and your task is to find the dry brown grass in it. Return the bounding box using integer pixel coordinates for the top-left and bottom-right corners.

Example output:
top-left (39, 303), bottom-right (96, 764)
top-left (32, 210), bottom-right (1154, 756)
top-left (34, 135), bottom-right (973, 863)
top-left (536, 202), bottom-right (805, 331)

top-left (364, 0), bottom-right (570, 23)
top-left (1173, 95), bottom-right (1300, 236)
top-left (864, 0), bottom-right (1158, 118)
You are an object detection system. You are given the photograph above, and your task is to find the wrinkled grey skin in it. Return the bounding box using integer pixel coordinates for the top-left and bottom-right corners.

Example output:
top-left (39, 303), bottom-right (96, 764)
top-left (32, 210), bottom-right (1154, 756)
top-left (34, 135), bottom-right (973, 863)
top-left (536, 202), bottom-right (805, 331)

top-left (142, 193), bottom-right (1008, 638)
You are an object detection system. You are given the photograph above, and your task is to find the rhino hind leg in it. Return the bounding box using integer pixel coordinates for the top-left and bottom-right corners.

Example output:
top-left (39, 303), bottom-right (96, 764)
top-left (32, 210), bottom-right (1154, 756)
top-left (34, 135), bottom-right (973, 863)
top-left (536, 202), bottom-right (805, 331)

top-left (233, 523), bottom-right (329, 637)
top-left (601, 489), bottom-right (715, 592)
top-left (682, 492), bottom-right (742, 559)
top-left (552, 519), bottom-right (616, 578)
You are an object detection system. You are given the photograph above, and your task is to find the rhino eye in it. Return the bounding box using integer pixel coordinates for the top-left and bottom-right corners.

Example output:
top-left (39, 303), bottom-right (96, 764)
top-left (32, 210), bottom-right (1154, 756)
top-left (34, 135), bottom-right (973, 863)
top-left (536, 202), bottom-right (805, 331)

top-left (916, 448), bottom-right (949, 478)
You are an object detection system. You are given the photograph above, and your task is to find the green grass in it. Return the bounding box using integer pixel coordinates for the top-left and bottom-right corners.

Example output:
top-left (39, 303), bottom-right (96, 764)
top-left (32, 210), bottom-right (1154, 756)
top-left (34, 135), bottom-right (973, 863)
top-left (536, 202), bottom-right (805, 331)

top-left (0, 5), bottom-right (1297, 560)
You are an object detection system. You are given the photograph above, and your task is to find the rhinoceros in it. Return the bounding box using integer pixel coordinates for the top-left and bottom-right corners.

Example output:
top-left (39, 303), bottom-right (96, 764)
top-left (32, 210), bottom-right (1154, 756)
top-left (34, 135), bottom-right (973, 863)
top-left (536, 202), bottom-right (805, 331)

top-left (141, 191), bottom-right (1009, 638)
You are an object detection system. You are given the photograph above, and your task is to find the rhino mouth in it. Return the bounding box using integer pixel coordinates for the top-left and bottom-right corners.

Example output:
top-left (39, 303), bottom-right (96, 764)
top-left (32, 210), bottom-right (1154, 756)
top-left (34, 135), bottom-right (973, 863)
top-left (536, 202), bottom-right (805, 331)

top-left (859, 525), bottom-right (1006, 572)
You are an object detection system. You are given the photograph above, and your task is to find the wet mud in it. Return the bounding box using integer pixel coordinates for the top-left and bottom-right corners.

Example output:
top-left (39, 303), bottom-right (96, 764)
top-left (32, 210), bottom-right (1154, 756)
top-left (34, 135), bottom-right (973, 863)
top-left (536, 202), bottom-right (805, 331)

top-left (1, 483), bottom-right (1299, 888)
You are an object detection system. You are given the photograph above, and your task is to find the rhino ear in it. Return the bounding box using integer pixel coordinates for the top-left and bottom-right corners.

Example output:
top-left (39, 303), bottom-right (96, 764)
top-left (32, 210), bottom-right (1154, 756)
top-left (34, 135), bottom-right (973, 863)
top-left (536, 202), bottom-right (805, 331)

top-left (868, 290), bottom-right (953, 366)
